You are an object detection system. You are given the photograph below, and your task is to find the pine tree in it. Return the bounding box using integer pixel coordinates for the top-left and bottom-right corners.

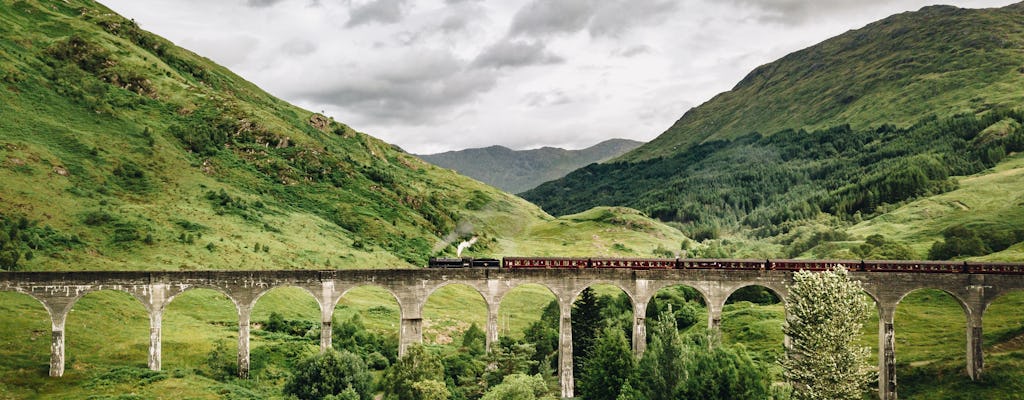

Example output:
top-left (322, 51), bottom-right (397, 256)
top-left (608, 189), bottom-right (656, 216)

top-left (578, 326), bottom-right (634, 400)
top-left (572, 287), bottom-right (604, 385)
top-left (783, 266), bottom-right (871, 400)
top-left (627, 310), bottom-right (685, 400)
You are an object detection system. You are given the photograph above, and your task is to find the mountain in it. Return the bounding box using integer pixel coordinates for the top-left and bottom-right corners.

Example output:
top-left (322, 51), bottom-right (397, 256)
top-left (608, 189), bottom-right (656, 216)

top-left (523, 2), bottom-right (1024, 260)
top-left (417, 139), bottom-right (643, 193)
top-left (0, 0), bottom-right (685, 272)
top-left (622, 3), bottom-right (1024, 162)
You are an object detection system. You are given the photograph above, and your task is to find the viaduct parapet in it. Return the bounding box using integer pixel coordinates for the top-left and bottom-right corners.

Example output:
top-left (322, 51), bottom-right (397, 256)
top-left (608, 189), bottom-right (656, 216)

top-left (2, 268), bottom-right (1022, 400)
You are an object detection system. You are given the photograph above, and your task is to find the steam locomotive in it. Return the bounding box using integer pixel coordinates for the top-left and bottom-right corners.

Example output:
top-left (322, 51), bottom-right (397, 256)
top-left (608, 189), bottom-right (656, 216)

top-left (426, 257), bottom-right (1024, 274)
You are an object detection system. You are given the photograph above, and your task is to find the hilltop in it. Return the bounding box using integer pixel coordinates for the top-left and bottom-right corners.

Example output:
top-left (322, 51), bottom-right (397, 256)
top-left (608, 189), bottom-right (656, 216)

top-left (417, 139), bottom-right (642, 193)
top-left (622, 2), bottom-right (1024, 162)
top-left (0, 0), bottom-right (684, 271)
top-left (523, 2), bottom-right (1024, 261)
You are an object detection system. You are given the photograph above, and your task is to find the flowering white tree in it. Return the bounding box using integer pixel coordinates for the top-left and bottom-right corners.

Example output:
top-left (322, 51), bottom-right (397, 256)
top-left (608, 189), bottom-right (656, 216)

top-left (783, 266), bottom-right (872, 400)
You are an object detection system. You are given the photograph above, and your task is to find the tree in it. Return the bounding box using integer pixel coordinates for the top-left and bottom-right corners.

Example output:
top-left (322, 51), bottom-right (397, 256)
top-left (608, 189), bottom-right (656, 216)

top-left (783, 266), bottom-right (871, 400)
top-left (572, 287), bottom-right (605, 383)
top-left (381, 344), bottom-right (445, 400)
top-left (678, 334), bottom-right (770, 400)
top-left (283, 349), bottom-right (373, 400)
top-left (578, 326), bottom-right (634, 400)
top-left (411, 379), bottom-right (450, 400)
top-left (480, 374), bottom-right (555, 400)
top-left (625, 310), bottom-right (685, 400)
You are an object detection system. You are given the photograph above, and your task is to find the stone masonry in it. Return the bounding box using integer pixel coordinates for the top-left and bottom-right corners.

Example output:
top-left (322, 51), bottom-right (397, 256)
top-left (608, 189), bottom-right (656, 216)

top-left (2, 268), bottom-right (1023, 399)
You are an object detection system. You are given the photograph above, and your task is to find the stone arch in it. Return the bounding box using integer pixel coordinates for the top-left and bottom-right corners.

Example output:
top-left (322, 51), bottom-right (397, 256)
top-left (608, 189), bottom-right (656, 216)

top-left (493, 281), bottom-right (562, 307)
top-left (496, 283), bottom-right (559, 338)
top-left (895, 287), bottom-right (970, 316)
top-left (250, 284), bottom-right (324, 315)
top-left (60, 287), bottom-right (150, 322)
top-left (421, 282), bottom-right (489, 346)
top-left (65, 289), bottom-right (151, 369)
top-left (569, 280), bottom-right (637, 306)
top-left (893, 287), bottom-right (971, 392)
top-left (981, 289), bottom-right (1024, 363)
top-left (722, 283), bottom-right (787, 308)
top-left (161, 287), bottom-right (239, 371)
top-left (0, 290), bottom-right (52, 378)
top-left (335, 284), bottom-right (402, 312)
top-left (421, 281), bottom-right (489, 314)
top-left (0, 288), bottom-right (54, 324)
top-left (165, 285), bottom-right (241, 315)
top-left (644, 281), bottom-right (712, 308)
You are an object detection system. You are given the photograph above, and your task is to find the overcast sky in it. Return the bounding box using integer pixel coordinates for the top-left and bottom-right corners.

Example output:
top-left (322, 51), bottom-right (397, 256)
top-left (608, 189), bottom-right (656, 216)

top-left (102, 0), bottom-right (1017, 154)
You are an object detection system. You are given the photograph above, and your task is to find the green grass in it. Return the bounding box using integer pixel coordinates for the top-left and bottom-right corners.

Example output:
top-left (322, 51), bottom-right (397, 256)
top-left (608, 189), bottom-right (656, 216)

top-left (849, 153), bottom-right (1024, 261)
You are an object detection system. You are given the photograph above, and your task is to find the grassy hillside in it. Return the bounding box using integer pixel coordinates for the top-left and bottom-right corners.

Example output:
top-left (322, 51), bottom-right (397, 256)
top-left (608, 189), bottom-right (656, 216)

top-left (623, 3), bottom-right (1024, 162)
top-left (0, 0), bottom-right (685, 272)
top-left (417, 139), bottom-right (643, 194)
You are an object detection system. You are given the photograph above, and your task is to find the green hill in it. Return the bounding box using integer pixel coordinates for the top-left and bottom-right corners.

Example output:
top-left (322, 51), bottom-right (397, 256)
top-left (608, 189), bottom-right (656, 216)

top-left (523, 2), bottom-right (1024, 260)
top-left (622, 2), bottom-right (1024, 162)
top-left (417, 139), bottom-right (643, 194)
top-left (0, 0), bottom-right (684, 272)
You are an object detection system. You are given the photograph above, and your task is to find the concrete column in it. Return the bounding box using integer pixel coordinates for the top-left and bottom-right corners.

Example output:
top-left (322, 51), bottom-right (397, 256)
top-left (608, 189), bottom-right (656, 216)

top-left (632, 301), bottom-right (647, 357)
top-left (148, 309), bottom-right (163, 371)
top-left (320, 281), bottom-right (336, 353)
top-left (399, 318), bottom-right (423, 356)
top-left (707, 302), bottom-right (723, 333)
top-left (879, 305), bottom-right (896, 400)
top-left (486, 301), bottom-right (499, 351)
top-left (238, 306), bottom-right (251, 379)
top-left (49, 313), bottom-right (67, 377)
top-left (559, 299), bottom-right (574, 399)
top-left (321, 319), bottom-right (333, 353)
top-left (965, 301), bottom-right (984, 380)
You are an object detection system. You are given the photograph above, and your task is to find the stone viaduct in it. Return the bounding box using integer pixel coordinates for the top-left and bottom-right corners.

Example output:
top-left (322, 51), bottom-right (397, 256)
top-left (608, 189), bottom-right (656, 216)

top-left (2, 268), bottom-right (1023, 399)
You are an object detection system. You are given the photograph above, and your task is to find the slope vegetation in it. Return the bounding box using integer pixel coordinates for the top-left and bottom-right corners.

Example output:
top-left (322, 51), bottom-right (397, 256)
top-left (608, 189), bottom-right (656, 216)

top-left (0, 0), bottom-right (684, 271)
top-left (418, 139), bottom-right (642, 194)
top-left (624, 2), bottom-right (1024, 162)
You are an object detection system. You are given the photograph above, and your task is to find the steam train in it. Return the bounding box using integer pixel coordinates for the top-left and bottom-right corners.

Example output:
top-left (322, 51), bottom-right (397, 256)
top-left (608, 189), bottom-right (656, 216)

top-left (426, 257), bottom-right (1024, 274)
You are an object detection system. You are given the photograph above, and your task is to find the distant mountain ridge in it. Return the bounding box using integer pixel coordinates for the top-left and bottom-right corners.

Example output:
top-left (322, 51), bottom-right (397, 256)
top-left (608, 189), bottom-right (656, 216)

top-left (418, 139), bottom-right (643, 193)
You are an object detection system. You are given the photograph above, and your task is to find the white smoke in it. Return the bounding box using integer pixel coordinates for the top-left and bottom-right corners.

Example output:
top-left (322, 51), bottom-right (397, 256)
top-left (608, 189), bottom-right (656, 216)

top-left (456, 236), bottom-right (478, 257)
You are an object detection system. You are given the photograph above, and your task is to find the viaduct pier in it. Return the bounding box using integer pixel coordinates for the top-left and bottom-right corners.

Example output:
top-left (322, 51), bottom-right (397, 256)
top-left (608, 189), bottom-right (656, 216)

top-left (3, 268), bottom-right (1024, 399)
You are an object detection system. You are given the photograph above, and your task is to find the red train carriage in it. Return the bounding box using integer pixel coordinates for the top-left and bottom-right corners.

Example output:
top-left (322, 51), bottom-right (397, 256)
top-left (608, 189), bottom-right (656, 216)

top-left (863, 260), bottom-right (963, 273)
top-left (966, 262), bottom-right (1024, 274)
top-left (590, 258), bottom-right (677, 270)
top-left (679, 258), bottom-right (765, 270)
top-left (769, 259), bottom-right (861, 271)
top-left (502, 257), bottom-right (590, 269)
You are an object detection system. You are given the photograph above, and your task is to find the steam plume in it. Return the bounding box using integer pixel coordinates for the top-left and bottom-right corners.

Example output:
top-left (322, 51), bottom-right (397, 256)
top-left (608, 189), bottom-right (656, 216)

top-left (457, 236), bottom-right (478, 257)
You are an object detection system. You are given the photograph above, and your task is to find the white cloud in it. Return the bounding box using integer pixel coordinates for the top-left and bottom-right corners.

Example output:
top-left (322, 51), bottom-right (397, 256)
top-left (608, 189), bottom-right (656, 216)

top-left (101, 0), bottom-right (1020, 154)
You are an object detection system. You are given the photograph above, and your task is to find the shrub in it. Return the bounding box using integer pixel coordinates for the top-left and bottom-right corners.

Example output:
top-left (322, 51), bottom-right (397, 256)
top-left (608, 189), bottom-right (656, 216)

top-left (283, 349), bottom-right (373, 400)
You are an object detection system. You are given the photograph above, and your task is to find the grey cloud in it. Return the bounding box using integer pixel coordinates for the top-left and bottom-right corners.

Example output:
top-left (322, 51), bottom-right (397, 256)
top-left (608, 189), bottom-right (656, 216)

top-left (589, 0), bottom-right (677, 37)
top-left (245, 0), bottom-right (283, 7)
top-left (523, 90), bottom-right (572, 107)
top-left (347, 0), bottom-right (408, 27)
top-left (510, 0), bottom-right (598, 36)
top-left (280, 38), bottom-right (318, 56)
top-left (615, 45), bottom-right (653, 57)
top-left (439, 14), bottom-right (469, 33)
top-left (472, 39), bottom-right (564, 69)
top-left (509, 0), bottom-right (677, 38)
top-left (293, 51), bottom-right (498, 124)
top-left (728, 0), bottom-right (894, 24)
